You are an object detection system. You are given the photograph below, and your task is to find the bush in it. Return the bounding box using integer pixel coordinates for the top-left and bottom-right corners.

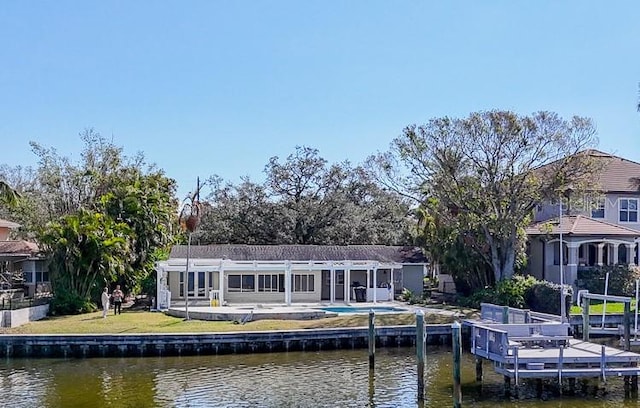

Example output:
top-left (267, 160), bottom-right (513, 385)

top-left (524, 280), bottom-right (572, 316)
top-left (458, 275), bottom-right (571, 317)
top-left (399, 288), bottom-right (413, 302)
top-left (49, 289), bottom-right (96, 316)
top-left (576, 265), bottom-right (640, 296)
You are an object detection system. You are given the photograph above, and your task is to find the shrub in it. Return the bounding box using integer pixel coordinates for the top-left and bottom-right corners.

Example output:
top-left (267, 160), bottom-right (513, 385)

top-left (575, 265), bottom-right (640, 296)
top-left (458, 275), bottom-right (537, 309)
top-left (49, 289), bottom-right (96, 316)
top-left (524, 280), bottom-right (572, 316)
top-left (399, 288), bottom-right (413, 302)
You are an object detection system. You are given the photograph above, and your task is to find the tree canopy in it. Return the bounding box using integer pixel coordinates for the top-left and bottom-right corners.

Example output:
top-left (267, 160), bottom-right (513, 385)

top-left (373, 110), bottom-right (599, 285)
top-left (195, 146), bottom-right (414, 246)
top-left (1, 129), bottom-right (179, 313)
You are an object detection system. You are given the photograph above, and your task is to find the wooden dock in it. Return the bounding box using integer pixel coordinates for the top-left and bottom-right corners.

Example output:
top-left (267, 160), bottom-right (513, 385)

top-left (468, 303), bottom-right (640, 387)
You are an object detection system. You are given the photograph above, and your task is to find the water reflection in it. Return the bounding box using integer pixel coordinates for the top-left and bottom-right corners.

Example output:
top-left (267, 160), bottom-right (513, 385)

top-left (0, 348), bottom-right (638, 407)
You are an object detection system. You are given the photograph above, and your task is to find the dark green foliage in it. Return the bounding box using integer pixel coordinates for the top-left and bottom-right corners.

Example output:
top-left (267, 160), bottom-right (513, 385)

top-left (576, 265), bottom-right (640, 296)
top-left (525, 280), bottom-right (572, 316)
top-left (49, 287), bottom-right (97, 315)
top-left (196, 147), bottom-right (413, 246)
top-left (459, 275), bottom-right (571, 316)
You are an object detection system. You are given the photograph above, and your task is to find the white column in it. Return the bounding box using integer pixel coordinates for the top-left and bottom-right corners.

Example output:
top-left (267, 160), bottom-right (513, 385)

top-left (285, 261), bottom-right (292, 306)
top-left (567, 243), bottom-right (580, 298)
top-left (373, 263), bottom-right (378, 304)
top-left (366, 267), bottom-right (371, 302)
top-left (613, 244), bottom-right (620, 265)
top-left (596, 243), bottom-right (605, 267)
top-left (390, 268), bottom-right (395, 301)
top-left (345, 267), bottom-right (351, 305)
top-left (155, 266), bottom-right (162, 310)
top-left (218, 262), bottom-right (225, 305)
top-left (626, 244), bottom-right (634, 265)
top-left (330, 264), bottom-right (335, 305)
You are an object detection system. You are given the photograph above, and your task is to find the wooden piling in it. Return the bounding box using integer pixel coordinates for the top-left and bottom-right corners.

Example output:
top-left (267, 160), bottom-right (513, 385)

top-left (502, 306), bottom-right (510, 324)
top-left (368, 310), bottom-right (375, 370)
top-left (624, 301), bottom-right (631, 351)
top-left (452, 321), bottom-right (462, 408)
top-left (582, 296), bottom-right (590, 342)
top-left (416, 310), bottom-right (425, 402)
top-left (475, 357), bottom-right (483, 382)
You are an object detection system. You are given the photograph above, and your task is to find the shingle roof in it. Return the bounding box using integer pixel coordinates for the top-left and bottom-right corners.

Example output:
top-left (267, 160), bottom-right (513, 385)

top-left (0, 219), bottom-right (20, 229)
top-left (586, 150), bottom-right (640, 193)
top-left (0, 240), bottom-right (39, 256)
top-left (170, 245), bottom-right (428, 264)
top-left (526, 215), bottom-right (640, 237)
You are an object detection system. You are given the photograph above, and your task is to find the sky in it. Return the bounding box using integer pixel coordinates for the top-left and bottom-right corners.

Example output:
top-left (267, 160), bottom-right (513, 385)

top-left (1, 1), bottom-right (639, 199)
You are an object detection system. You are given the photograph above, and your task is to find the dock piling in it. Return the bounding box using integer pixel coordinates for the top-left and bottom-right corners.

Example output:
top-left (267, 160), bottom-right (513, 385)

top-left (502, 306), bottom-right (509, 324)
top-left (452, 321), bottom-right (462, 408)
top-left (582, 296), bottom-right (590, 342)
top-left (416, 310), bottom-right (425, 402)
top-left (475, 357), bottom-right (483, 382)
top-left (368, 310), bottom-right (375, 370)
top-left (624, 301), bottom-right (631, 351)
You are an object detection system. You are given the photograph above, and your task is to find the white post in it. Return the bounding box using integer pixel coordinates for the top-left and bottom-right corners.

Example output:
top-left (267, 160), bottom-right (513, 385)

top-left (635, 279), bottom-right (639, 340)
top-left (601, 272), bottom-right (610, 329)
top-left (345, 267), bottom-right (351, 305)
top-left (155, 265), bottom-right (162, 310)
top-left (373, 263), bottom-right (378, 304)
top-left (559, 198), bottom-right (566, 323)
top-left (366, 266), bottom-right (371, 302)
top-left (390, 268), bottom-right (395, 301)
top-left (285, 260), bottom-right (292, 306)
top-left (218, 261), bottom-right (225, 306)
top-left (330, 263), bottom-right (335, 305)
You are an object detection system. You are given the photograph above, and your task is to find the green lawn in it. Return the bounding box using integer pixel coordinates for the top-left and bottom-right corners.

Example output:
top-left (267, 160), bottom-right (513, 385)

top-left (570, 300), bottom-right (638, 315)
top-left (0, 309), bottom-right (464, 335)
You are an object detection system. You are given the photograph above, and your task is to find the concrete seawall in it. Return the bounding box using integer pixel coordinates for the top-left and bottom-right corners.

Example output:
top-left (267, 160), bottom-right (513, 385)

top-left (0, 324), bottom-right (453, 358)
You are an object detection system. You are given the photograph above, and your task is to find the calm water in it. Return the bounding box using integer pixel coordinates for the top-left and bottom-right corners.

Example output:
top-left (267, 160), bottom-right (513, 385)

top-left (0, 347), bottom-right (638, 407)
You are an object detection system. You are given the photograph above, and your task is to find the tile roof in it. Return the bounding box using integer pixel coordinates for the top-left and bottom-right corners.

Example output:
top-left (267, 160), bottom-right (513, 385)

top-left (169, 244), bottom-right (428, 264)
top-left (0, 219), bottom-right (20, 229)
top-left (586, 150), bottom-right (640, 193)
top-left (526, 215), bottom-right (640, 237)
top-left (0, 240), bottom-right (39, 256)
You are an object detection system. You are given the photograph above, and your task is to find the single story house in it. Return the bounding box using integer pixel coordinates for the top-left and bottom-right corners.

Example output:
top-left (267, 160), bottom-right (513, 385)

top-left (155, 244), bottom-right (428, 309)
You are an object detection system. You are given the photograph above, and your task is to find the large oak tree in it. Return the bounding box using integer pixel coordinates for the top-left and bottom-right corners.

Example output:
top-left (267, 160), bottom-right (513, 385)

top-left (374, 110), bottom-right (599, 283)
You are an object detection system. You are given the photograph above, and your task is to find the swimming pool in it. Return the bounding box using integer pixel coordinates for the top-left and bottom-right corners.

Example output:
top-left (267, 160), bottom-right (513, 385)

top-left (320, 306), bottom-right (406, 313)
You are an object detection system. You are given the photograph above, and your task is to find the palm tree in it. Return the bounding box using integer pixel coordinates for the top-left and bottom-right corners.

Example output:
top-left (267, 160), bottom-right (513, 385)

top-left (0, 180), bottom-right (19, 207)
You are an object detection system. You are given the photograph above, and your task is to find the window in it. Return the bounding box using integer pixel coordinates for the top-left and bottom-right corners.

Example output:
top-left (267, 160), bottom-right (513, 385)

top-left (619, 198), bottom-right (638, 222)
top-left (553, 242), bottom-right (568, 265)
top-left (591, 197), bottom-right (605, 218)
top-left (228, 274), bottom-right (255, 292)
top-left (336, 271), bottom-right (344, 285)
top-left (35, 262), bottom-right (49, 282)
top-left (292, 274), bottom-right (315, 292)
top-left (258, 274), bottom-right (280, 292)
top-left (179, 272), bottom-right (184, 297)
top-left (198, 271), bottom-right (205, 296)
top-left (23, 272), bottom-right (33, 283)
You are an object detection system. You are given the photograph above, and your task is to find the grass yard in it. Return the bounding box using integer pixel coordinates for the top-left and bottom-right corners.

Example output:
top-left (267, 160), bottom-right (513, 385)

top-left (0, 309), bottom-right (462, 335)
top-left (570, 300), bottom-right (638, 315)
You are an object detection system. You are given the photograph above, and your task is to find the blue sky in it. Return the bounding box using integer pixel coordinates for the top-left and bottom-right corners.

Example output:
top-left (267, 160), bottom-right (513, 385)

top-left (1, 1), bottom-right (639, 199)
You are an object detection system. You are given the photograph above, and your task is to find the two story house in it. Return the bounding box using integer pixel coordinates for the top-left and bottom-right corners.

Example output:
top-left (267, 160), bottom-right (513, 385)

top-left (526, 150), bottom-right (640, 288)
top-left (0, 219), bottom-right (49, 297)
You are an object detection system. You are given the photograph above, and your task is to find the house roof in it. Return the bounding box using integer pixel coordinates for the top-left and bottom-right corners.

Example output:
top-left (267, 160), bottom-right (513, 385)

top-left (0, 219), bottom-right (20, 229)
top-left (526, 215), bottom-right (640, 237)
top-left (0, 240), bottom-right (39, 257)
top-left (584, 149), bottom-right (640, 193)
top-left (170, 244), bottom-right (428, 264)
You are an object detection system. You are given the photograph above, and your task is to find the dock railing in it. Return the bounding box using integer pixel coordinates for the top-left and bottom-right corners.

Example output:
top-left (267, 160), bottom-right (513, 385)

top-left (480, 303), bottom-right (562, 324)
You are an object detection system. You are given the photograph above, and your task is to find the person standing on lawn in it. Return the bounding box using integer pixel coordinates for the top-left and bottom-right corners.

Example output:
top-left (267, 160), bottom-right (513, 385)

top-left (101, 287), bottom-right (110, 319)
top-left (112, 285), bottom-right (124, 315)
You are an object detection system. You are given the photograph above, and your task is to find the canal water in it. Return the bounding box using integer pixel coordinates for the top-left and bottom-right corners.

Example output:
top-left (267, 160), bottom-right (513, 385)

top-left (0, 347), bottom-right (638, 407)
